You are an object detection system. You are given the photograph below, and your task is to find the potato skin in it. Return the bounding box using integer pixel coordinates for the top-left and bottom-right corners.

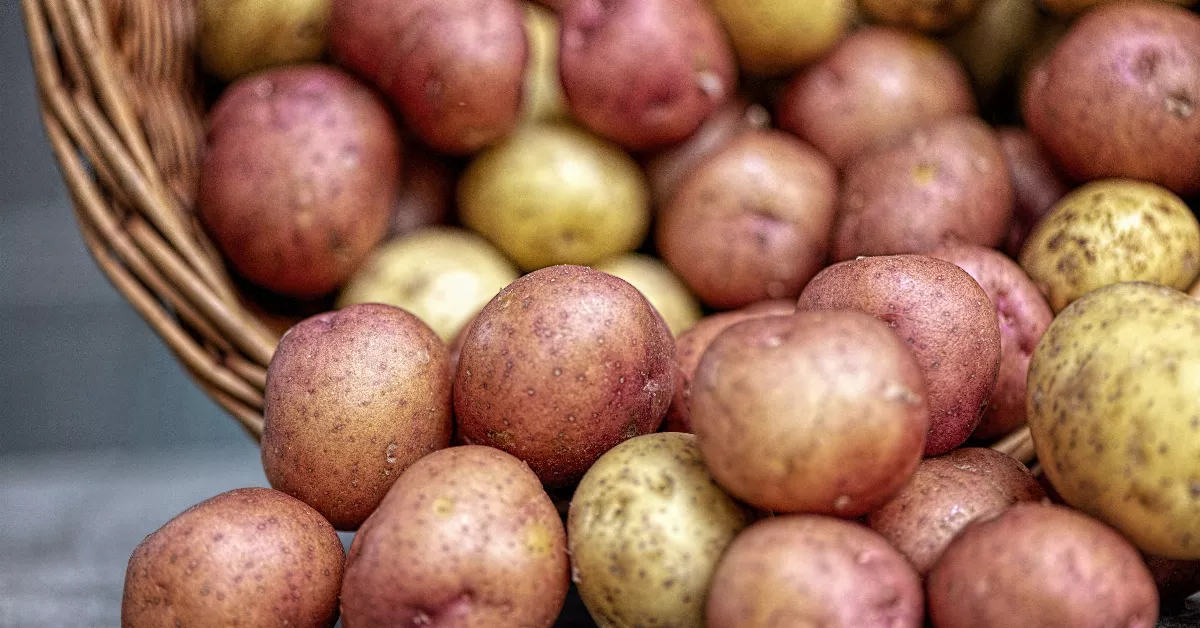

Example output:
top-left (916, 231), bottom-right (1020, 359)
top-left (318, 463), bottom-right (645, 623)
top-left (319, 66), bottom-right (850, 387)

top-left (1040, 0), bottom-right (1197, 18)
top-left (797, 255), bottom-right (1002, 455)
top-left (692, 311), bottom-right (929, 515)
top-left (866, 448), bottom-right (1045, 575)
top-left (1022, 2), bottom-right (1200, 195)
top-left (568, 433), bottom-right (749, 628)
top-left (997, 127), bottom-right (1070, 257)
top-left (122, 488), bottom-right (344, 628)
top-left (199, 0), bottom-right (329, 81)
top-left (199, 65), bottom-right (399, 299)
top-left (928, 503), bottom-right (1159, 628)
top-left (341, 446), bottom-right (569, 628)
top-left (329, 0), bottom-right (526, 154)
top-left (657, 130), bottom-right (837, 309)
top-left (928, 244), bottom-right (1053, 441)
top-left (1143, 554), bottom-right (1200, 607)
top-left (707, 516), bottom-right (924, 628)
top-left (559, 0), bottom-right (737, 150)
top-left (262, 303), bottom-right (453, 530)
top-left (709, 0), bottom-right (853, 75)
top-left (388, 147), bottom-right (454, 239)
top-left (454, 265), bottom-right (676, 486)
top-left (777, 28), bottom-right (975, 168)
top-left (593, 253), bottom-right (702, 337)
top-left (1027, 282), bottom-right (1200, 559)
top-left (945, 0), bottom-right (1042, 104)
top-left (1192, 280), bottom-right (1200, 298)
top-left (833, 116), bottom-right (1013, 261)
top-left (859, 0), bottom-right (980, 32)
top-left (1019, 179), bottom-right (1200, 313)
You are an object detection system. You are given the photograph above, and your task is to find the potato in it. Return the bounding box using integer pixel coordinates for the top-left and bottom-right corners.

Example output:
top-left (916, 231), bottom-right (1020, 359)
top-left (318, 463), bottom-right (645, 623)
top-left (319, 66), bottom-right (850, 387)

top-left (521, 2), bottom-right (569, 124)
top-left (262, 303), bottom-right (452, 530)
top-left (329, 0), bottom-right (526, 154)
top-left (928, 503), bottom-right (1159, 628)
top-left (708, 0), bottom-right (854, 75)
top-left (1040, 0), bottom-right (1198, 17)
top-left (337, 228), bottom-right (519, 343)
top-left (458, 123), bottom-right (650, 271)
top-left (657, 130), bottom-right (837, 309)
top-left (944, 0), bottom-right (1041, 103)
top-left (388, 147), bottom-right (454, 239)
top-left (454, 265), bottom-right (675, 486)
top-left (199, 65), bottom-right (399, 299)
top-left (592, 253), bottom-right (702, 336)
top-left (559, 0), bottom-right (737, 150)
top-left (798, 255), bottom-right (1002, 455)
top-left (833, 116), bottom-right (1013, 261)
top-left (199, 0), bottom-right (329, 81)
top-left (860, 0), bottom-right (981, 32)
top-left (122, 488), bottom-right (343, 627)
top-left (1144, 554), bottom-right (1200, 608)
top-left (707, 515), bottom-right (924, 628)
top-left (777, 28), bottom-right (976, 168)
top-left (1022, 2), bottom-right (1200, 195)
top-left (996, 127), bottom-right (1070, 257)
top-left (1192, 280), bottom-right (1200, 298)
top-left (1027, 282), bottom-right (1200, 558)
top-left (866, 448), bottom-right (1046, 575)
top-left (1018, 179), bottom-right (1200, 313)
top-left (665, 300), bottom-right (796, 433)
top-left (927, 244), bottom-right (1053, 441)
top-left (568, 432), bottom-right (749, 628)
top-left (341, 446), bottom-right (569, 627)
top-left (692, 310), bottom-right (928, 515)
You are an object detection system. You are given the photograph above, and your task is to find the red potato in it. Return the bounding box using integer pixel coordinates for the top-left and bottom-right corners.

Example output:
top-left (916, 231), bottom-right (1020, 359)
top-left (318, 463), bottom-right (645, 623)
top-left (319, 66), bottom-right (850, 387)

top-left (329, 0), bottom-right (527, 154)
top-left (997, 127), bottom-right (1070, 257)
top-left (388, 147), bottom-right (454, 239)
top-left (559, 0), bottom-right (738, 151)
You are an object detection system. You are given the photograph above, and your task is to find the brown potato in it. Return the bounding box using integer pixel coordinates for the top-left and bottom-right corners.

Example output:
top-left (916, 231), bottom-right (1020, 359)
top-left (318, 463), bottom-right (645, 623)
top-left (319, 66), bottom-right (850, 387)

top-left (928, 503), bottom-right (1159, 628)
top-left (692, 310), bottom-right (929, 515)
top-left (329, 0), bottom-right (527, 154)
top-left (866, 448), bottom-right (1046, 575)
top-left (1144, 554), bottom-right (1200, 608)
top-left (797, 255), bottom-right (1002, 455)
top-left (860, 0), bottom-right (980, 32)
top-left (199, 64), bottom-right (399, 299)
top-left (262, 303), bottom-right (453, 530)
top-left (388, 147), bottom-right (454, 239)
top-left (122, 488), bottom-right (344, 628)
top-left (657, 130), bottom-right (837, 309)
top-left (665, 300), bottom-right (796, 433)
top-left (707, 515), bottom-right (924, 628)
top-left (927, 244), bottom-right (1053, 441)
top-left (559, 0), bottom-right (737, 150)
top-left (777, 28), bottom-right (976, 168)
top-left (997, 127), bottom-right (1070, 257)
top-left (833, 116), bottom-right (1013, 261)
top-left (454, 265), bottom-right (676, 486)
top-left (1022, 2), bottom-right (1200, 195)
top-left (341, 446), bottom-right (569, 627)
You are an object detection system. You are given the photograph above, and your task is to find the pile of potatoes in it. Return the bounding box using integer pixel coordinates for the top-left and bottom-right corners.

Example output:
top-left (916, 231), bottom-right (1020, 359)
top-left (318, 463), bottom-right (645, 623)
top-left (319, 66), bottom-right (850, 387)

top-left (121, 0), bottom-right (1200, 626)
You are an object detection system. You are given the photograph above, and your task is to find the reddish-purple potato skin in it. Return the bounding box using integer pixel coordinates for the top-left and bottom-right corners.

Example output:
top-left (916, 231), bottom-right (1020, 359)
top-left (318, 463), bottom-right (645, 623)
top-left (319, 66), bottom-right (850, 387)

top-left (1023, 2), bottom-right (1200, 195)
top-left (453, 265), bottom-right (676, 486)
top-left (797, 255), bottom-right (1002, 455)
top-left (341, 446), bottom-right (569, 628)
top-left (389, 148), bottom-right (454, 238)
top-left (262, 304), bottom-right (453, 531)
top-left (997, 127), bottom-right (1070, 257)
top-left (199, 65), bottom-right (399, 299)
top-left (928, 503), bottom-right (1159, 628)
top-left (559, 0), bottom-right (738, 151)
top-left (832, 116), bottom-right (1013, 261)
top-left (121, 488), bottom-right (344, 628)
top-left (927, 245), bottom-right (1053, 441)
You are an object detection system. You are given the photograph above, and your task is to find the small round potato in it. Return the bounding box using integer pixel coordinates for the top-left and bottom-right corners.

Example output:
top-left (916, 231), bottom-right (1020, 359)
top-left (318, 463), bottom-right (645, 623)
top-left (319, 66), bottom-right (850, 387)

top-left (1040, 0), bottom-right (1197, 17)
top-left (568, 433), bottom-right (750, 628)
top-left (709, 0), bottom-right (854, 75)
top-left (707, 516), bottom-right (924, 628)
top-left (199, 0), bottom-right (330, 81)
top-left (859, 0), bottom-right (981, 32)
top-left (593, 253), bottom-right (702, 337)
top-left (122, 488), bottom-right (344, 628)
top-left (928, 503), bottom-right (1159, 628)
top-left (458, 123), bottom-right (651, 271)
top-left (1018, 179), bottom-right (1200, 313)
top-left (866, 448), bottom-right (1046, 575)
top-left (341, 446), bottom-right (569, 627)
top-left (996, 127), bottom-right (1070, 257)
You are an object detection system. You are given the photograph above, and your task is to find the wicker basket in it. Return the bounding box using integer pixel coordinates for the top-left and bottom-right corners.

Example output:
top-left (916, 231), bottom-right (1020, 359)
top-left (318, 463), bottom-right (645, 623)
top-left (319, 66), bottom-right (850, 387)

top-left (20, 0), bottom-right (1037, 463)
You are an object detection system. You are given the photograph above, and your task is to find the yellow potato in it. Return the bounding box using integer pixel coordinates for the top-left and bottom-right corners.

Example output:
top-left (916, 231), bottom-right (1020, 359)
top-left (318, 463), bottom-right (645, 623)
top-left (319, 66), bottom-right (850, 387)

top-left (458, 123), bottom-right (651, 271)
top-left (1019, 179), bottom-right (1200, 312)
top-left (593, 253), bottom-right (702, 336)
top-left (520, 2), bottom-right (569, 124)
top-left (199, 0), bottom-right (330, 81)
top-left (710, 0), bottom-right (854, 75)
top-left (336, 227), bottom-right (519, 342)
top-left (1027, 282), bottom-right (1200, 559)
top-left (860, 0), bottom-right (982, 32)
top-left (945, 0), bottom-right (1041, 102)
top-left (1039, 0), bottom-right (1197, 17)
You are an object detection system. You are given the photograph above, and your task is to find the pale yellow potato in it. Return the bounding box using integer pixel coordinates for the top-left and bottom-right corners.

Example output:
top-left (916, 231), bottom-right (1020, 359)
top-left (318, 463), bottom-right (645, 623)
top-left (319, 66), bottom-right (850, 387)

top-left (1027, 282), bottom-right (1200, 559)
top-left (520, 2), bottom-right (569, 124)
top-left (1019, 179), bottom-right (1200, 313)
top-left (199, 0), bottom-right (330, 81)
top-left (458, 123), bottom-right (651, 271)
top-left (1039, 0), bottom-right (1197, 17)
top-left (336, 227), bottom-right (519, 342)
top-left (860, 0), bottom-right (982, 32)
top-left (710, 0), bottom-right (854, 75)
top-left (593, 253), bottom-right (702, 336)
